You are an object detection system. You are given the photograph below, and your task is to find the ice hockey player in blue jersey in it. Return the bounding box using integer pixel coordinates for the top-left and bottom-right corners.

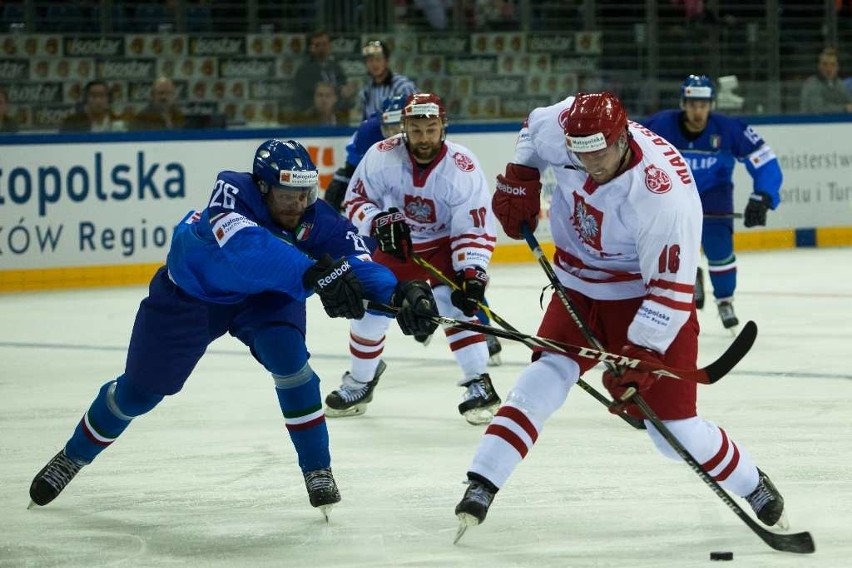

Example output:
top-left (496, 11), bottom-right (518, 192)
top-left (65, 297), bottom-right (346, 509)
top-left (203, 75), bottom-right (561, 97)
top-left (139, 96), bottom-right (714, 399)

top-left (324, 94), bottom-right (407, 212)
top-left (644, 75), bottom-right (783, 330)
top-left (28, 139), bottom-right (439, 519)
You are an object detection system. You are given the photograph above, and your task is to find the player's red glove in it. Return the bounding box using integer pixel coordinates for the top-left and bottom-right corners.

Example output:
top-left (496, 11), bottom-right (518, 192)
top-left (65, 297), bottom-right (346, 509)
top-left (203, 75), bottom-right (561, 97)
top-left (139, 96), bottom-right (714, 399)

top-left (602, 344), bottom-right (664, 412)
top-left (450, 266), bottom-right (488, 317)
top-left (493, 163), bottom-right (541, 240)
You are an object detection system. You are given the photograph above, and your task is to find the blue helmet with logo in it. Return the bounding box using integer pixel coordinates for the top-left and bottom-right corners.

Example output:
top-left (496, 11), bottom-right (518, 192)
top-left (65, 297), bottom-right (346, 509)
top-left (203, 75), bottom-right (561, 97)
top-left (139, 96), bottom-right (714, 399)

top-left (380, 94), bottom-right (406, 138)
top-left (680, 74), bottom-right (715, 102)
top-left (252, 139), bottom-right (319, 204)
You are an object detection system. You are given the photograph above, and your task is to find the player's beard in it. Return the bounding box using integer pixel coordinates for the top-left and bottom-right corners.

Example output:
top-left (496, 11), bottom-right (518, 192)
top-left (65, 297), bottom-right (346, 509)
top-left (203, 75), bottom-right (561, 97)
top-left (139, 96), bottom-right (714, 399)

top-left (410, 140), bottom-right (441, 164)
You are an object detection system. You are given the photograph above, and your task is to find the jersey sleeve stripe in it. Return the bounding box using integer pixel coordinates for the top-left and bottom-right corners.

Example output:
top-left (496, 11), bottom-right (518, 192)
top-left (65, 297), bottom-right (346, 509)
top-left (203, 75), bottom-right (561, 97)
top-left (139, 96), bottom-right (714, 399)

top-left (647, 293), bottom-right (694, 312)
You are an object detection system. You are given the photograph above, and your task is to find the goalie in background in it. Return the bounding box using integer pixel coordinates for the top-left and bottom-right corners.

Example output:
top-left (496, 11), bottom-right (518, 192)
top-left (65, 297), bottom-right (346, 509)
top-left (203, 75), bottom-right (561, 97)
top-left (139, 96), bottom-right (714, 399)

top-left (28, 139), bottom-right (439, 520)
top-left (644, 74), bottom-right (783, 331)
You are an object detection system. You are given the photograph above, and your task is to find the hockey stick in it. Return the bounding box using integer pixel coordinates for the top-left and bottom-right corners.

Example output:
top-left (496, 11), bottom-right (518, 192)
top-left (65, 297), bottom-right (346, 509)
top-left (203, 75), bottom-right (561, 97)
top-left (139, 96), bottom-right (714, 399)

top-left (632, 394), bottom-right (815, 554)
top-left (367, 301), bottom-right (755, 385)
top-left (516, 227), bottom-right (812, 552)
top-left (410, 253), bottom-right (646, 429)
top-left (704, 212), bottom-right (743, 219)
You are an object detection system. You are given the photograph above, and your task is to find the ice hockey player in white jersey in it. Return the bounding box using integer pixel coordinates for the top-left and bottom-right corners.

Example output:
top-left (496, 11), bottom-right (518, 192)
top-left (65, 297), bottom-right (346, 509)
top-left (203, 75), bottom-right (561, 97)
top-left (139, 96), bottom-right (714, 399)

top-left (327, 92), bottom-right (501, 425)
top-left (454, 92), bottom-right (789, 541)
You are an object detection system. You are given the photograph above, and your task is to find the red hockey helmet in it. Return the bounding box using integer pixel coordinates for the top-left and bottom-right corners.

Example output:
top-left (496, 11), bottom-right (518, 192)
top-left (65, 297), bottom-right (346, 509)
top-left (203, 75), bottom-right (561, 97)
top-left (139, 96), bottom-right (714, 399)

top-left (402, 92), bottom-right (447, 122)
top-left (402, 92), bottom-right (447, 142)
top-left (561, 92), bottom-right (628, 153)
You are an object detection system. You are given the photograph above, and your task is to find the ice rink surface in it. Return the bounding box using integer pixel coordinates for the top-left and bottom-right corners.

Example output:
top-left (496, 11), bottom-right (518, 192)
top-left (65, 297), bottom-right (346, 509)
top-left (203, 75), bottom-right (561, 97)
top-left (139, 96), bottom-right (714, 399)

top-left (1, 248), bottom-right (851, 568)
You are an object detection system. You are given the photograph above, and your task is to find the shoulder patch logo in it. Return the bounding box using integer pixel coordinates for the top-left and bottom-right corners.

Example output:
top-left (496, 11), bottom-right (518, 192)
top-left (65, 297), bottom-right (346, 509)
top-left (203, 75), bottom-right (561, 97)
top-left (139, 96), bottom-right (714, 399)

top-left (644, 165), bottom-right (672, 194)
top-left (452, 152), bottom-right (475, 172)
top-left (378, 137), bottom-right (400, 152)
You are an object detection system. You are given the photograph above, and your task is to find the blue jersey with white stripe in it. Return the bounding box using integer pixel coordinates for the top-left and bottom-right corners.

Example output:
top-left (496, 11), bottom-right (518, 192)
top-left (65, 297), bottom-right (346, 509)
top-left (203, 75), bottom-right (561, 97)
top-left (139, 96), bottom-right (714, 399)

top-left (644, 110), bottom-right (782, 212)
top-left (167, 170), bottom-right (397, 304)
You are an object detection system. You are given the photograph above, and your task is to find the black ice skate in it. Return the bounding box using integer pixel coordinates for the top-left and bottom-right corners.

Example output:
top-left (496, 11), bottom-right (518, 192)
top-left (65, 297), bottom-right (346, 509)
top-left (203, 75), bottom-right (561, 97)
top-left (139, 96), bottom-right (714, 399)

top-left (454, 475), bottom-right (498, 544)
top-left (28, 449), bottom-right (85, 508)
top-left (695, 267), bottom-right (705, 310)
top-left (486, 334), bottom-right (503, 367)
top-left (745, 469), bottom-right (789, 529)
top-left (324, 360), bottom-right (387, 418)
top-left (304, 467), bottom-right (341, 522)
top-left (458, 374), bottom-right (501, 425)
top-left (716, 300), bottom-right (739, 332)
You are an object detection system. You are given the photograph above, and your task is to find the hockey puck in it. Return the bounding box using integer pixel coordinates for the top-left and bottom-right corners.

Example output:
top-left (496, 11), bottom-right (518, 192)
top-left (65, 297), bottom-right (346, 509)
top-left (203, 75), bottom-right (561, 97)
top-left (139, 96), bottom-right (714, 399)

top-left (710, 551), bottom-right (733, 561)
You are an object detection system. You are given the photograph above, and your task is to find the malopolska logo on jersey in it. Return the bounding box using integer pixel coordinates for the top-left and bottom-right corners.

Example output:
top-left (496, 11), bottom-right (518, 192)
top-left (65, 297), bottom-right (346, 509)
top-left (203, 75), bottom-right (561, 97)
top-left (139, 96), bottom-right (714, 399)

top-left (212, 212), bottom-right (257, 247)
top-left (644, 165), bottom-right (672, 194)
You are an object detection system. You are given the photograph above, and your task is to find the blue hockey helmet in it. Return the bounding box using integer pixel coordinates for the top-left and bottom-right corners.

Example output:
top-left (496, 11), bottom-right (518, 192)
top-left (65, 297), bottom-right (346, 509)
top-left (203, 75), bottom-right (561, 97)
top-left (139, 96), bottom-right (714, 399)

top-left (252, 139), bottom-right (319, 204)
top-left (681, 74), bottom-right (715, 101)
top-left (380, 94), bottom-right (406, 138)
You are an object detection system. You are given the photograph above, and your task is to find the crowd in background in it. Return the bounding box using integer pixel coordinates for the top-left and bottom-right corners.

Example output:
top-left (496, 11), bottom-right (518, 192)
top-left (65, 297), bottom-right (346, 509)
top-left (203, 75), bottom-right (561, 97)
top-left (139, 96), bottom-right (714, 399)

top-left (1, 1), bottom-right (852, 133)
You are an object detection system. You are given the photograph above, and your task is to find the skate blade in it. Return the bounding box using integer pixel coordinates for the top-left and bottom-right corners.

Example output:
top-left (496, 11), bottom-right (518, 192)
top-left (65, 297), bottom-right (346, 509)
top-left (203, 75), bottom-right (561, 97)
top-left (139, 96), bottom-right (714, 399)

top-left (324, 404), bottom-right (368, 418)
top-left (774, 510), bottom-right (790, 531)
top-left (318, 504), bottom-right (334, 523)
top-left (462, 405), bottom-right (498, 426)
top-left (726, 325), bottom-right (739, 337)
top-left (27, 500), bottom-right (37, 510)
top-left (487, 353), bottom-right (502, 367)
top-left (454, 512), bottom-right (480, 544)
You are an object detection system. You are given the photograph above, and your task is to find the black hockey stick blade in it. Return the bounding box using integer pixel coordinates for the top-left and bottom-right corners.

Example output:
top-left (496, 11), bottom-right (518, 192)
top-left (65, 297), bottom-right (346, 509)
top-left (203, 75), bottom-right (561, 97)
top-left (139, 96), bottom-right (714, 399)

top-left (632, 396), bottom-right (815, 554)
top-left (367, 302), bottom-right (757, 385)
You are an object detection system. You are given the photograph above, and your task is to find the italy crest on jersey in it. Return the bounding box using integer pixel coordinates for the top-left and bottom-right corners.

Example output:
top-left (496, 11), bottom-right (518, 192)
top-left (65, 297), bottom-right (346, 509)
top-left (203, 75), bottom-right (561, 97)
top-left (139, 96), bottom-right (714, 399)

top-left (710, 134), bottom-right (721, 149)
top-left (572, 194), bottom-right (603, 251)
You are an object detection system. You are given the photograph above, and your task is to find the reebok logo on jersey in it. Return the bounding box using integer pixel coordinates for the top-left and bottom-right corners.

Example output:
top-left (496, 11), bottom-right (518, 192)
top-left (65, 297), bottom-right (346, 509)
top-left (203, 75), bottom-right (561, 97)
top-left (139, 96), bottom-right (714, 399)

top-left (316, 260), bottom-right (352, 289)
top-left (212, 212), bottom-right (258, 247)
top-left (644, 165), bottom-right (672, 194)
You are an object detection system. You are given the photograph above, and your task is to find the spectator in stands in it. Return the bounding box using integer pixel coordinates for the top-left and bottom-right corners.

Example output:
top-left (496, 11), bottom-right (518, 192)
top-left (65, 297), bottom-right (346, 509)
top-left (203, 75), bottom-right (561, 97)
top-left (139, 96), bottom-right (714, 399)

top-left (60, 80), bottom-right (125, 133)
top-left (0, 85), bottom-right (19, 133)
top-left (130, 76), bottom-right (186, 130)
top-left (291, 30), bottom-right (356, 117)
top-left (284, 81), bottom-right (348, 126)
top-left (800, 47), bottom-right (852, 114)
top-left (359, 39), bottom-right (418, 120)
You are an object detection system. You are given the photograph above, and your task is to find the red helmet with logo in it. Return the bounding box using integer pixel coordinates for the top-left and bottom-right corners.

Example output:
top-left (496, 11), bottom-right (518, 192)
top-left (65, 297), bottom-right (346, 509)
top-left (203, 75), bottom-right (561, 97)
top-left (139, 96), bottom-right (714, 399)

top-left (402, 92), bottom-right (447, 122)
top-left (561, 92), bottom-right (628, 153)
top-left (402, 92), bottom-right (447, 142)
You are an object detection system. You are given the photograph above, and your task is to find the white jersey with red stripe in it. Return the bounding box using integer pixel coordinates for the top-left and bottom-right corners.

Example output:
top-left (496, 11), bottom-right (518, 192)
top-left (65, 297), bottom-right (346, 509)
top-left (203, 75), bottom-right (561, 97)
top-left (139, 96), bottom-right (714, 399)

top-left (515, 96), bottom-right (702, 354)
top-left (344, 133), bottom-right (496, 271)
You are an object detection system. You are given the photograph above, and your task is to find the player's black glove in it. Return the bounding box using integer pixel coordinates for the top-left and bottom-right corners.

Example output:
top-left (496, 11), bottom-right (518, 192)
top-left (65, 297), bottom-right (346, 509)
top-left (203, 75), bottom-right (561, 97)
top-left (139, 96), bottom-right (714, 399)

top-left (450, 266), bottom-right (488, 317)
top-left (743, 192), bottom-right (771, 228)
top-left (303, 254), bottom-right (365, 319)
top-left (371, 207), bottom-right (412, 260)
top-left (391, 280), bottom-right (439, 336)
top-left (322, 163), bottom-right (355, 212)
